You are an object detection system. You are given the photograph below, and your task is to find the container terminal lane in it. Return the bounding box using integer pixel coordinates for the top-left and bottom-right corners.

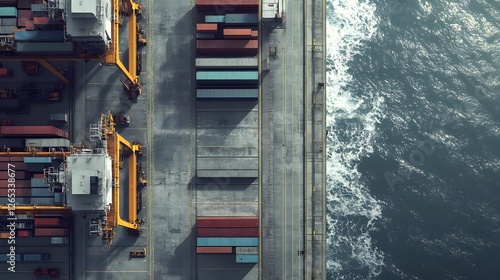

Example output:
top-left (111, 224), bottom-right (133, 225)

top-left (0, 0), bottom-right (326, 279)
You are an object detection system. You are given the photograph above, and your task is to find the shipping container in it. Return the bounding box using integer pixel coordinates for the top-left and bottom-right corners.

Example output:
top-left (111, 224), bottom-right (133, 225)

top-left (17, 10), bottom-right (32, 27)
top-left (50, 114), bottom-right (68, 122)
top-left (25, 163), bottom-right (46, 172)
top-left (0, 171), bottom-right (27, 180)
top-left (196, 39), bottom-right (258, 54)
top-left (33, 16), bottom-right (49, 26)
top-left (196, 71), bottom-right (258, 86)
top-left (0, 188), bottom-right (31, 197)
top-left (0, 253), bottom-right (20, 262)
top-left (225, 14), bottom-right (258, 25)
top-left (16, 42), bottom-right (75, 53)
top-left (197, 227), bottom-right (259, 237)
top-left (196, 33), bottom-right (215, 39)
top-left (0, 161), bottom-right (26, 170)
top-left (17, 230), bottom-right (30, 237)
top-left (25, 20), bottom-right (34, 30)
top-left (54, 192), bottom-right (64, 204)
top-left (0, 197), bottom-right (30, 204)
top-left (0, 25), bottom-right (15, 35)
top-left (235, 246), bottom-right (258, 254)
top-left (25, 138), bottom-right (71, 149)
top-left (14, 30), bottom-right (64, 41)
top-left (197, 23), bottom-right (218, 33)
top-left (0, 179), bottom-right (30, 188)
top-left (31, 4), bottom-right (44, 12)
top-left (0, 126), bottom-right (69, 138)
top-left (0, 7), bottom-right (17, 17)
top-left (34, 228), bottom-right (68, 237)
top-left (223, 28), bottom-right (252, 38)
top-left (205, 15), bottom-right (225, 23)
top-left (22, 253), bottom-right (51, 262)
top-left (196, 246), bottom-right (233, 254)
top-left (197, 88), bottom-right (258, 99)
top-left (31, 178), bottom-right (47, 187)
top-left (0, 0), bottom-right (16, 5)
top-left (0, 99), bottom-right (19, 108)
top-left (18, 0), bottom-right (33, 9)
top-left (196, 57), bottom-right (258, 69)
top-left (236, 254), bottom-right (258, 263)
top-left (34, 217), bottom-right (68, 227)
top-left (1, 17), bottom-right (17, 26)
top-left (33, 173), bottom-right (44, 178)
top-left (24, 157), bottom-right (52, 164)
top-left (197, 237), bottom-right (258, 247)
top-left (197, 216), bottom-right (259, 227)
top-left (196, 0), bottom-right (258, 11)
top-left (30, 197), bottom-right (54, 205)
top-left (30, 187), bottom-right (52, 197)
top-left (0, 67), bottom-right (13, 78)
top-left (51, 237), bottom-right (68, 244)
top-left (0, 232), bottom-right (10, 238)
top-left (251, 30), bottom-right (258, 38)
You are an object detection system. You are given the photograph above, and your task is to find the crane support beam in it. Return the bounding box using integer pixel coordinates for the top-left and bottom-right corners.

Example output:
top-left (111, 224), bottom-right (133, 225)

top-left (0, 205), bottom-right (71, 216)
top-left (116, 133), bottom-right (138, 226)
top-left (37, 60), bottom-right (70, 85)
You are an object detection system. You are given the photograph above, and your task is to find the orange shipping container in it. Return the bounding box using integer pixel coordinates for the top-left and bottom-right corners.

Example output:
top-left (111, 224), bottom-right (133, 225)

top-left (0, 232), bottom-right (10, 239)
top-left (251, 30), bottom-right (258, 38)
top-left (196, 39), bottom-right (258, 54)
top-left (33, 17), bottom-right (50, 26)
top-left (196, 23), bottom-right (218, 33)
top-left (223, 28), bottom-right (252, 38)
top-left (33, 173), bottom-right (44, 178)
top-left (25, 20), bottom-right (35, 31)
top-left (34, 228), bottom-right (69, 237)
top-left (196, 246), bottom-right (233, 254)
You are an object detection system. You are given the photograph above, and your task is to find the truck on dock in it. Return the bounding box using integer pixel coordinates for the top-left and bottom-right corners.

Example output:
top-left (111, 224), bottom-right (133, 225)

top-left (130, 248), bottom-right (147, 258)
top-left (113, 114), bottom-right (131, 126)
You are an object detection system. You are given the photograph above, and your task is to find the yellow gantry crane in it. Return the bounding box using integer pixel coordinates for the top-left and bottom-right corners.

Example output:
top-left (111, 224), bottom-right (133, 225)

top-left (99, 113), bottom-right (144, 246)
top-left (0, 0), bottom-right (146, 99)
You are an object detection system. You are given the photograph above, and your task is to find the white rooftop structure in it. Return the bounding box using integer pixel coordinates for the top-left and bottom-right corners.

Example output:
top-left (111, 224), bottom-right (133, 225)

top-left (65, 0), bottom-right (112, 44)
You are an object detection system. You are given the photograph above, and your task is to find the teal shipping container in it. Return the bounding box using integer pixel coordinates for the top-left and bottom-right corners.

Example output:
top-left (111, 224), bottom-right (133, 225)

top-left (31, 178), bottom-right (48, 187)
top-left (205, 15), bottom-right (225, 23)
top-left (236, 254), bottom-right (259, 263)
top-left (225, 14), bottom-right (258, 24)
top-left (197, 89), bottom-right (258, 99)
top-left (24, 157), bottom-right (52, 164)
top-left (196, 71), bottom-right (258, 80)
top-left (31, 187), bottom-right (53, 197)
top-left (197, 237), bottom-right (259, 247)
top-left (0, 7), bottom-right (17, 17)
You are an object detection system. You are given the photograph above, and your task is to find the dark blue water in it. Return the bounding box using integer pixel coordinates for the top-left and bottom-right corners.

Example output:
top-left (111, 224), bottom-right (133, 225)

top-left (326, 1), bottom-right (500, 279)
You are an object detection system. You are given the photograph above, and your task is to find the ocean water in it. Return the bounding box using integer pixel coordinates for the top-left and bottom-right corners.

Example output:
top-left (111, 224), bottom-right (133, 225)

top-left (325, 0), bottom-right (500, 279)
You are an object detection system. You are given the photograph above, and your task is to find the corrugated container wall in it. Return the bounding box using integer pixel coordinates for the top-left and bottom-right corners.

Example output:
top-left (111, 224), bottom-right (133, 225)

top-left (196, 89), bottom-right (258, 99)
top-left (197, 23), bottom-right (218, 33)
top-left (196, 40), bottom-right (258, 55)
top-left (0, 126), bottom-right (68, 138)
top-left (235, 254), bottom-right (259, 263)
top-left (196, 246), bottom-right (233, 254)
top-left (197, 217), bottom-right (259, 227)
top-left (225, 14), bottom-right (258, 24)
top-left (196, 0), bottom-right (258, 11)
top-left (0, 162), bottom-right (27, 170)
top-left (196, 227), bottom-right (259, 237)
top-left (197, 237), bottom-right (259, 246)
top-left (14, 31), bottom-right (65, 42)
top-left (0, 179), bottom-right (30, 188)
top-left (24, 157), bottom-right (52, 164)
top-left (0, 7), bottom-right (17, 17)
top-left (0, 171), bottom-right (27, 180)
top-left (205, 15), bottom-right (225, 23)
top-left (235, 246), bottom-right (259, 254)
top-left (34, 217), bottom-right (68, 227)
top-left (34, 228), bottom-right (69, 237)
top-left (31, 178), bottom-right (48, 187)
top-left (0, 188), bottom-right (31, 197)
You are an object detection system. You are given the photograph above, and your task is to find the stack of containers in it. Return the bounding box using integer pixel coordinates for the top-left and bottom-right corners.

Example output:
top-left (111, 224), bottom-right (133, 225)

top-left (195, 0), bottom-right (259, 99)
top-left (0, 126), bottom-right (69, 138)
top-left (25, 157), bottom-right (54, 205)
top-left (33, 217), bottom-right (69, 237)
top-left (196, 216), bottom-right (259, 263)
top-left (0, 157), bottom-right (31, 204)
top-left (0, 6), bottom-right (17, 35)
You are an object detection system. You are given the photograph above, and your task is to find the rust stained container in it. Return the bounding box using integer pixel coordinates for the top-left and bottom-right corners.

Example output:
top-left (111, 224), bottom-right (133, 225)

top-left (223, 28), bottom-right (252, 38)
top-left (34, 228), bottom-right (69, 237)
top-left (251, 30), bottom-right (258, 38)
top-left (0, 126), bottom-right (68, 138)
top-left (196, 39), bottom-right (258, 54)
top-left (196, 0), bottom-right (258, 11)
top-left (196, 23), bottom-right (218, 33)
top-left (34, 217), bottom-right (69, 228)
top-left (0, 68), bottom-right (13, 78)
top-left (0, 188), bottom-right (31, 197)
top-left (196, 246), bottom-right (233, 254)
top-left (0, 171), bottom-right (27, 180)
top-left (197, 217), bottom-right (259, 227)
top-left (33, 16), bottom-right (50, 26)
top-left (0, 162), bottom-right (27, 170)
top-left (0, 180), bottom-right (30, 188)
top-left (197, 227), bottom-right (259, 237)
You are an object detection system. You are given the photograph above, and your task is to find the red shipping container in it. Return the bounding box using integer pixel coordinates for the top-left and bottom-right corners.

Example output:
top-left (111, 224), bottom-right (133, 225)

top-left (196, 246), bottom-right (233, 254)
top-left (197, 23), bottom-right (218, 33)
top-left (0, 180), bottom-right (30, 188)
top-left (0, 162), bottom-right (27, 171)
top-left (17, 0), bottom-right (32, 9)
top-left (251, 30), bottom-right (258, 38)
top-left (17, 230), bottom-right (30, 237)
top-left (34, 17), bottom-right (50, 26)
top-left (33, 173), bottom-right (44, 178)
top-left (197, 217), bottom-right (259, 227)
top-left (0, 68), bottom-right (13, 78)
top-left (0, 171), bottom-right (27, 180)
top-left (25, 20), bottom-right (35, 31)
top-left (34, 217), bottom-right (68, 228)
top-left (34, 228), bottom-right (69, 237)
top-left (0, 126), bottom-right (68, 139)
top-left (196, 39), bottom-right (258, 54)
top-left (17, 10), bottom-right (33, 27)
top-left (196, 0), bottom-right (258, 11)
top-left (223, 28), bottom-right (252, 38)
top-left (0, 188), bottom-right (31, 197)
top-left (197, 227), bottom-right (259, 237)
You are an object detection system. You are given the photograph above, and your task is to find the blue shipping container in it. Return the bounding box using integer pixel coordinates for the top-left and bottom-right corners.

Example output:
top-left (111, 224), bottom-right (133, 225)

top-left (225, 14), bottom-right (258, 24)
top-left (31, 178), bottom-right (48, 187)
top-left (15, 31), bottom-right (65, 42)
top-left (0, 197), bottom-right (30, 205)
top-left (197, 237), bottom-right (259, 247)
top-left (31, 4), bottom-right (44, 12)
top-left (30, 197), bottom-right (54, 205)
top-left (24, 157), bottom-right (52, 164)
top-left (205, 15), bottom-right (225, 23)
top-left (54, 192), bottom-right (64, 203)
top-left (0, 7), bottom-right (17, 18)
top-left (236, 254), bottom-right (259, 263)
top-left (0, 254), bottom-right (21, 262)
top-left (31, 188), bottom-right (53, 197)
